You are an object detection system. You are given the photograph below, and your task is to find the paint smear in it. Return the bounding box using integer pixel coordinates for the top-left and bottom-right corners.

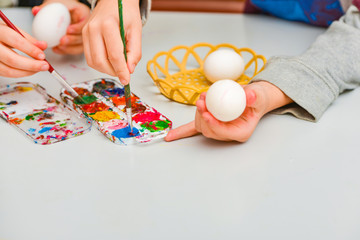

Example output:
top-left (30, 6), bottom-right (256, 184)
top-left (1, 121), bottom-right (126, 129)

top-left (133, 111), bottom-right (161, 123)
top-left (81, 101), bottom-right (110, 114)
top-left (101, 119), bottom-right (128, 130)
top-left (112, 125), bottom-right (140, 139)
top-left (101, 87), bottom-right (125, 98)
top-left (9, 117), bottom-right (24, 125)
top-left (91, 110), bottom-right (120, 122)
top-left (74, 94), bottom-right (97, 105)
top-left (131, 102), bottom-right (147, 114)
top-left (140, 119), bottom-right (171, 132)
top-left (112, 95), bottom-right (139, 106)
top-left (14, 86), bottom-right (32, 92)
top-left (93, 79), bottom-right (115, 93)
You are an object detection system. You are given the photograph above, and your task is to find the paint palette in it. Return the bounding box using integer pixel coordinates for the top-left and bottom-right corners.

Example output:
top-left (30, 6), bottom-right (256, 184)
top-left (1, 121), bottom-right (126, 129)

top-left (0, 82), bottom-right (91, 145)
top-left (60, 78), bottom-right (172, 145)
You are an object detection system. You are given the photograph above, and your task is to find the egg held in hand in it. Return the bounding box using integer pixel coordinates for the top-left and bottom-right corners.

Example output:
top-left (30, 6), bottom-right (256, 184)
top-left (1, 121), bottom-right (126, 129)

top-left (205, 79), bottom-right (246, 122)
top-left (203, 49), bottom-right (245, 83)
top-left (32, 3), bottom-right (71, 48)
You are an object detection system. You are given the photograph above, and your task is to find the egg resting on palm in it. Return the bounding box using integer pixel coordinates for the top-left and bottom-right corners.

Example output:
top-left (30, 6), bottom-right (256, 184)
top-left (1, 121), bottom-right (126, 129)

top-left (205, 79), bottom-right (246, 122)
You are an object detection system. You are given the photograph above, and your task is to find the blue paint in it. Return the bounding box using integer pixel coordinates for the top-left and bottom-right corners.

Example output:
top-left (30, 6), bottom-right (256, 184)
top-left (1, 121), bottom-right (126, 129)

top-left (39, 127), bottom-right (52, 134)
top-left (101, 87), bottom-right (125, 97)
top-left (111, 126), bottom-right (140, 139)
top-left (28, 128), bottom-right (36, 133)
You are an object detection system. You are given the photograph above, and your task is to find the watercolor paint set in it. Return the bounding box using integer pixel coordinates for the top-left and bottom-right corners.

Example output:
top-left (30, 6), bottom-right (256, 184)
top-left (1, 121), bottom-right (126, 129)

top-left (60, 78), bottom-right (172, 145)
top-left (0, 82), bottom-right (91, 145)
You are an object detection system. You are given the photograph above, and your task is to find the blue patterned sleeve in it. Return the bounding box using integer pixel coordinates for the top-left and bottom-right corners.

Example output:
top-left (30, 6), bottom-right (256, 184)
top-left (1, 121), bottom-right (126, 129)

top-left (249, 0), bottom-right (344, 27)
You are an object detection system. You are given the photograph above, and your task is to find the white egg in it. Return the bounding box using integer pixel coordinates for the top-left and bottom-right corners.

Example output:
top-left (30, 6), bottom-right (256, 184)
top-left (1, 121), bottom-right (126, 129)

top-left (205, 79), bottom-right (246, 122)
top-left (32, 3), bottom-right (70, 48)
top-left (203, 49), bottom-right (245, 83)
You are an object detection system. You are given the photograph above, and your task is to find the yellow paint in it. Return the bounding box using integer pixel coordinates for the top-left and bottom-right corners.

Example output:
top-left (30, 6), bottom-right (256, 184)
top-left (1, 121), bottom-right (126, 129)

top-left (91, 110), bottom-right (120, 122)
top-left (15, 86), bottom-right (33, 92)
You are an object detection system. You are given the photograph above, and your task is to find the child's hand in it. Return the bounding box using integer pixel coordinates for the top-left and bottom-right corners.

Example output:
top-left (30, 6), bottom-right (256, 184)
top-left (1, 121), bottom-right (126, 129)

top-left (82, 0), bottom-right (142, 85)
top-left (0, 22), bottom-right (49, 78)
top-left (32, 0), bottom-right (91, 55)
top-left (165, 81), bottom-right (293, 142)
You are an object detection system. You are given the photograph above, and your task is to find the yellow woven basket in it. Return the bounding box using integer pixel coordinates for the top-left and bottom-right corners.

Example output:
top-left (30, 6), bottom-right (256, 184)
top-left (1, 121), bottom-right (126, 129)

top-left (147, 42), bottom-right (266, 105)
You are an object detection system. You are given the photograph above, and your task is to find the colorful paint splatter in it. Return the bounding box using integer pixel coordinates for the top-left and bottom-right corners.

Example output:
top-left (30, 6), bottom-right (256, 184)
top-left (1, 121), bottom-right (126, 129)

top-left (0, 82), bottom-right (91, 145)
top-left (60, 78), bottom-right (172, 145)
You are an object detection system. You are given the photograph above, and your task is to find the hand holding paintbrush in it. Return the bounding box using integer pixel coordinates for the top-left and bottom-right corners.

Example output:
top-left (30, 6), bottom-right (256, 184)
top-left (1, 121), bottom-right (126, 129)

top-left (0, 10), bottom-right (84, 103)
top-left (0, 14), bottom-right (49, 78)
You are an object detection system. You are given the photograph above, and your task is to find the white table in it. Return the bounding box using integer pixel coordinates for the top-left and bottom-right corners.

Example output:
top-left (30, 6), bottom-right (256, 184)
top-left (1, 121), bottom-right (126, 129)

top-left (1, 8), bottom-right (360, 240)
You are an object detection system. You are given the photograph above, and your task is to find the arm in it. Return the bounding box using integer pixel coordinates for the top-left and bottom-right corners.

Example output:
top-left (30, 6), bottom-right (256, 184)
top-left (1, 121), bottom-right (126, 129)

top-left (251, 5), bottom-right (360, 122)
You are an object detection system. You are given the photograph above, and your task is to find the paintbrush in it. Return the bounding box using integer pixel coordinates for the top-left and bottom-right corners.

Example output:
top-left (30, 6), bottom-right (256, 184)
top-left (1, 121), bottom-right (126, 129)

top-left (118, 0), bottom-right (133, 132)
top-left (0, 10), bottom-right (84, 103)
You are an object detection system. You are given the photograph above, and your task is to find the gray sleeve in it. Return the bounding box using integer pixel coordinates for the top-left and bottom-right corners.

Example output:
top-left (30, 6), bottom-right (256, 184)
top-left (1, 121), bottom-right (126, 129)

top-left (251, 5), bottom-right (360, 122)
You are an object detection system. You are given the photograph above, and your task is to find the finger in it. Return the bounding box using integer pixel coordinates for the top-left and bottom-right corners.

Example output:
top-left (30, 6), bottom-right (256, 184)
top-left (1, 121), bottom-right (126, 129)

top-left (125, 24), bottom-right (142, 73)
top-left (196, 95), bottom-right (207, 114)
top-left (32, 6), bottom-right (41, 16)
top-left (0, 44), bottom-right (49, 71)
top-left (103, 20), bottom-right (130, 85)
top-left (60, 34), bottom-right (83, 46)
top-left (0, 61), bottom-right (38, 78)
top-left (1, 26), bottom-right (46, 60)
top-left (164, 121), bottom-right (198, 142)
top-left (68, 10), bottom-right (87, 35)
top-left (82, 26), bottom-right (93, 66)
top-left (87, 22), bottom-right (116, 76)
top-left (53, 44), bottom-right (84, 55)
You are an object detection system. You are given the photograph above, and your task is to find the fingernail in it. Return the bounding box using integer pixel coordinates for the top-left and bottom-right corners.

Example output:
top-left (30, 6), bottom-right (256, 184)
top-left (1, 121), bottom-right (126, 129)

top-left (41, 64), bottom-right (49, 71)
top-left (67, 28), bottom-right (74, 34)
top-left (130, 64), bottom-right (136, 73)
top-left (120, 79), bottom-right (128, 85)
top-left (38, 53), bottom-right (45, 59)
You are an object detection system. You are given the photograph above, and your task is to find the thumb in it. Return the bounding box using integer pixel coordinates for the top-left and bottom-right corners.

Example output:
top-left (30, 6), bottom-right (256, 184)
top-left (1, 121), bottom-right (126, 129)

top-left (244, 86), bottom-right (257, 107)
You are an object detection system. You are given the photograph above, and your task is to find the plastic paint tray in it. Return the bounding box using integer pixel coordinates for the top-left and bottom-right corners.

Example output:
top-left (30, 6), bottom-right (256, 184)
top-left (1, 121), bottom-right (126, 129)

top-left (0, 82), bottom-right (91, 145)
top-left (60, 78), bottom-right (172, 145)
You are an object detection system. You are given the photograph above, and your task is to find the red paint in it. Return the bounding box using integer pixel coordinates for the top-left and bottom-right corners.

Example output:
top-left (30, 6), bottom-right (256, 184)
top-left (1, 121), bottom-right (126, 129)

top-left (133, 110), bottom-right (161, 123)
top-left (112, 95), bottom-right (139, 106)
top-left (131, 102), bottom-right (147, 114)
top-left (81, 101), bottom-right (110, 114)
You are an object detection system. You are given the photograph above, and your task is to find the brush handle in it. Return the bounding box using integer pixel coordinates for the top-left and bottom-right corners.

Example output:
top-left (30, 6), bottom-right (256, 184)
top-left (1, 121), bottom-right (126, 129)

top-left (118, 0), bottom-right (133, 129)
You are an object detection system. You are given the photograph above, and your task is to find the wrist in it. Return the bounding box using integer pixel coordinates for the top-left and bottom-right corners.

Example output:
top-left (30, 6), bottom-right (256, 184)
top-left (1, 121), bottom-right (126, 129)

top-left (252, 80), bottom-right (293, 114)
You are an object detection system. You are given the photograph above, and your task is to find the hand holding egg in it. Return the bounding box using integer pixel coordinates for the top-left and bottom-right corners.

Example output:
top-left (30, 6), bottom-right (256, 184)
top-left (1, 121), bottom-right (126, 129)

top-left (32, 3), bottom-right (71, 48)
top-left (203, 49), bottom-right (245, 83)
top-left (32, 0), bottom-right (91, 54)
top-left (205, 79), bottom-right (246, 122)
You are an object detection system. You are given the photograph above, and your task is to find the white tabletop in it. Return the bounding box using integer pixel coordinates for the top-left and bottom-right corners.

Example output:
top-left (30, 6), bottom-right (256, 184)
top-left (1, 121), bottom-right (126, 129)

top-left (1, 8), bottom-right (360, 240)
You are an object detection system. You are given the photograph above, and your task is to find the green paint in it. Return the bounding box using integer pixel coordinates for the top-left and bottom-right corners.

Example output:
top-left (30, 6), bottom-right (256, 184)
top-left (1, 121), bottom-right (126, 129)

top-left (0, 107), bottom-right (5, 110)
top-left (74, 95), bottom-right (97, 105)
top-left (0, 102), bottom-right (5, 106)
top-left (25, 112), bottom-right (43, 120)
top-left (60, 123), bottom-right (67, 127)
top-left (141, 120), bottom-right (170, 132)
